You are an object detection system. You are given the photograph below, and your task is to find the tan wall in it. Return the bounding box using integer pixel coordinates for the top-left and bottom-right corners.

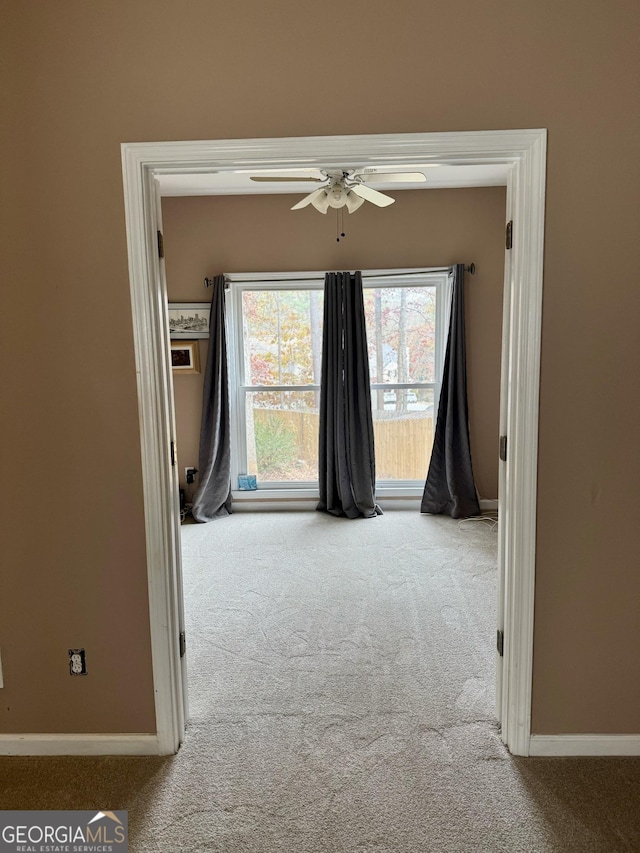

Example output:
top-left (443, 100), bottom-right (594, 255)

top-left (163, 189), bottom-right (507, 500)
top-left (1, 0), bottom-right (638, 735)
top-left (171, 339), bottom-right (209, 498)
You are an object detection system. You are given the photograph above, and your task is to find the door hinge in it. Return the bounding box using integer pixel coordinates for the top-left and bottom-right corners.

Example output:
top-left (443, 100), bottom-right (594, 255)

top-left (497, 629), bottom-right (504, 657)
top-left (499, 435), bottom-right (507, 462)
top-left (170, 440), bottom-right (176, 467)
top-left (179, 631), bottom-right (186, 658)
top-left (505, 220), bottom-right (513, 250)
top-left (157, 230), bottom-right (164, 259)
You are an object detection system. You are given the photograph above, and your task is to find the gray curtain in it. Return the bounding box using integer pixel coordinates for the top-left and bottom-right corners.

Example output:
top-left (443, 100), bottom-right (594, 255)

top-left (421, 264), bottom-right (480, 518)
top-left (317, 271), bottom-right (381, 519)
top-left (191, 275), bottom-right (232, 522)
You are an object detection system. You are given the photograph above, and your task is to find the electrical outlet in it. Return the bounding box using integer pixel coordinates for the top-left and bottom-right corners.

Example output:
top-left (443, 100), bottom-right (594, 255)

top-left (68, 648), bottom-right (87, 676)
top-left (185, 466), bottom-right (197, 485)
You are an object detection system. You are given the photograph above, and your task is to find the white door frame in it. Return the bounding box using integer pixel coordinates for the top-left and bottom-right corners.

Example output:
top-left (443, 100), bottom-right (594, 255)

top-left (121, 130), bottom-right (546, 756)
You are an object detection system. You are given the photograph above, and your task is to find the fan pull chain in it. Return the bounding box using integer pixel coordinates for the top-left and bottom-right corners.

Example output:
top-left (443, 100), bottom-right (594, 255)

top-left (336, 207), bottom-right (346, 242)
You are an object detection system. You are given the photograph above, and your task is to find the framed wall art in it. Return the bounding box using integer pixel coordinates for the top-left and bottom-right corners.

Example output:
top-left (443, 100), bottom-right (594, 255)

top-left (168, 303), bottom-right (210, 339)
top-left (170, 340), bottom-right (200, 374)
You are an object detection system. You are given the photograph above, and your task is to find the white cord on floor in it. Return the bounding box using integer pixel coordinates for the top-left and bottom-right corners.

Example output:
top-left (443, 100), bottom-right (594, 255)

top-left (458, 513), bottom-right (499, 531)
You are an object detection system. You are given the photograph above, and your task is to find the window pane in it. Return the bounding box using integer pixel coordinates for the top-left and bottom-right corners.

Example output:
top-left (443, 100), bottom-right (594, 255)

top-left (242, 289), bottom-right (324, 385)
top-left (245, 389), bottom-right (320, 482)
top-left (372, 387), bottom-right (435, 480)
top-left (364, 286), bottom-right (436, 384)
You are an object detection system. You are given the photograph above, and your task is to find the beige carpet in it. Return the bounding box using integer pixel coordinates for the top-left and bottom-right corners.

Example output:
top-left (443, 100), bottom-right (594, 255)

top-left (1, 511), bottom-right (639, 852)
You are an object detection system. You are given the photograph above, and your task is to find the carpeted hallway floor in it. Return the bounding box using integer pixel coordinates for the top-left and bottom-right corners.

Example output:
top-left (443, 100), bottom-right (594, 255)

top-left (1, 510), bottom-right (639, 852)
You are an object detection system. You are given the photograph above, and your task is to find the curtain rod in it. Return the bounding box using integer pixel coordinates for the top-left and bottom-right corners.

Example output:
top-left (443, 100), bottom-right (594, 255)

top-left (205, 264), bottom-right (475, 288)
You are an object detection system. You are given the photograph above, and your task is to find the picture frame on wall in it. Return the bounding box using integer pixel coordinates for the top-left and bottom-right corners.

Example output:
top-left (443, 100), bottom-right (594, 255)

top-left (168, 302), bottom-right (211, 339)
top-left (170, 340), bottom-right (200, 374)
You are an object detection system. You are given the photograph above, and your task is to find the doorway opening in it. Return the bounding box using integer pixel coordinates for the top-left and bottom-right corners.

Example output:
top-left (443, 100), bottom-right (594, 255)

top-left (121, 130), bottom-right (546, 756)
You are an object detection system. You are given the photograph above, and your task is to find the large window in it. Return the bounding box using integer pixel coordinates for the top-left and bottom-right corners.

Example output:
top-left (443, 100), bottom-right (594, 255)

top-left (228, 270), bottom-right (450, 491)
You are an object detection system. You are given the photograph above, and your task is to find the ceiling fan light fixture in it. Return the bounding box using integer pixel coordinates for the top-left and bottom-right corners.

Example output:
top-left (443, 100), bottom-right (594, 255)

top-left (326, 182), bottom-right (348, 209)
top-left (289, 169), bottom-right (400, 214)
top-left (345, 191), bottom-right (365, 213)
top-left (311, 191), bottom-right (330, 213)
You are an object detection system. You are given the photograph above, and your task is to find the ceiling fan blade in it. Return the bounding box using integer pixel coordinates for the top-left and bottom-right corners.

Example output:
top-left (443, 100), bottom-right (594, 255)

top-left (356, 172), bottom-right (427, 184)
top-left (291, 188), bottom-right (328, 211)
top-left (350, 184), bottom-right (395, 207)
top-left (250, 176), bottom-right (324, 183)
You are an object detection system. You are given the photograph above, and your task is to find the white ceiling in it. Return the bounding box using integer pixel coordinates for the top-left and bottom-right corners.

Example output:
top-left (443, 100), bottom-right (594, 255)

top-left (157, 163), bottom-right (510, 197)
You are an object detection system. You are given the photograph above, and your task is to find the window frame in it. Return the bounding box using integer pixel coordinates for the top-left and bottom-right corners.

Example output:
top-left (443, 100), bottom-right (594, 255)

top-left (227, 269), bottom-right (451, 497)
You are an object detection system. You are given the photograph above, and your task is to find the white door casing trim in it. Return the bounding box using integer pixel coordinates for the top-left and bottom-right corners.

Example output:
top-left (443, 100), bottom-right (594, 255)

top-left (121, 130), bottom-right (547, 757)
top-left (499, 132), bottom-right (546, 755)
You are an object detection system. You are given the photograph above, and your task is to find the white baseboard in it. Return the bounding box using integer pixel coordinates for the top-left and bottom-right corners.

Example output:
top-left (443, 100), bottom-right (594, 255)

top-left (529, 734), bottom-right (640, 757)
top-left (479, 498), bottom-right (498, 512)
top-left (232, 498), bottom-right (317, 512)
top-left (0, 734), bottom-right (161, 756)
top-left (379, 497), bottom-right (421, 511)
top-left (230, 495), bottom-right (498, 514)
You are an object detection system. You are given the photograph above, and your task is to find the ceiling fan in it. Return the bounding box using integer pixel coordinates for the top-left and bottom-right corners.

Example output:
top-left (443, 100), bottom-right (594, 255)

top-left (249, 169), bottom-right (427, 214)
